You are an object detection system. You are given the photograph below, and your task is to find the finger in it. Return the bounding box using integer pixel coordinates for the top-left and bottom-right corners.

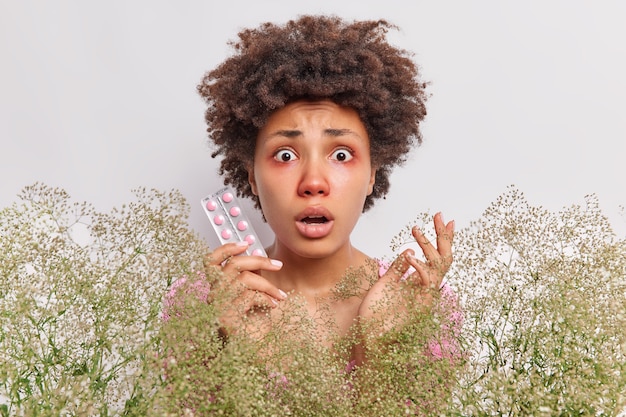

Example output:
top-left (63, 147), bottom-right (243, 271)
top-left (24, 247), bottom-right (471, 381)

top-left (412, 226), bottom-right (439, 262)
top-left (434, 212), bottom-right (454, 260)
top-left (406, 254), bottom-right (440, 289)
top-left (412, 213), bottom-right (455, 262)
top-left (383, 249), bottom-right (416, 282)
top-left (238, 271), bottom-right (288, 303)
top-left (222, 255), bottom-right (283, 277)
top-left (235, 288), bottom-right (279, 311)
top-left (214, 257), bottom-right (286, 304)
top-left (219, 289), bottom-right (277, 336)
top-left (204, 241), bottom-right (250, 268)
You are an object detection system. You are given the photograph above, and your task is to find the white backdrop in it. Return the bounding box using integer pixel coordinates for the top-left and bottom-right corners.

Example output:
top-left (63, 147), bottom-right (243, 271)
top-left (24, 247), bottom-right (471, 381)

top-left (1, 0), bottom-right (625, 259)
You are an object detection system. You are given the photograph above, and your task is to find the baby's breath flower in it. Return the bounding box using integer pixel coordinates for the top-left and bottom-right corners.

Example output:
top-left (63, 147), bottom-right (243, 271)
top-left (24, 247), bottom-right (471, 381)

top-left (442, 185), bottom-right (626, 415)
top-left (0, 183), bottom-right (206, 416)
top-left (2, 183), bottom-right (624, 416)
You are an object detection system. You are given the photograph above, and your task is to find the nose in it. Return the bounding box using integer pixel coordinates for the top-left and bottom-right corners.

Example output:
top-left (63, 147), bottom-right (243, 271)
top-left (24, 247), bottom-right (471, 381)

top-left (297, 160), bottom-right (330, 197)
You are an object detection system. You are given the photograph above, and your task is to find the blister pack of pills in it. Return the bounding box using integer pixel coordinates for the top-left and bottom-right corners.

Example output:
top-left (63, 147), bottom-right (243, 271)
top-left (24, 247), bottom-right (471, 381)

top-left (201, 186), bottom-right (267, 257)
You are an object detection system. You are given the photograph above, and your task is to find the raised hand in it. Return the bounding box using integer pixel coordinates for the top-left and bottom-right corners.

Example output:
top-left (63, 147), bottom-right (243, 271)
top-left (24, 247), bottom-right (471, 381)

top-left (403, 211), bottom-right (454, 290)
top-left (353, 212), bottom-right (454, 364)
top-left (203, 242), bottom-right (287, 337)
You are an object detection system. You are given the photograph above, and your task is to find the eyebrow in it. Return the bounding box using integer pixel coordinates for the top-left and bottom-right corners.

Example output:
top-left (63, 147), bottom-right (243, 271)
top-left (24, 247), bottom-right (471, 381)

top-left (267, 128), bottom-right (358, 139)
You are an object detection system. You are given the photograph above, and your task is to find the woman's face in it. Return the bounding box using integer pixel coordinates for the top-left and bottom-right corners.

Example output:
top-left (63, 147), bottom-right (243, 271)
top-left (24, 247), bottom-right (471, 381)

top-left (249, 100), bottom-right (376, 259)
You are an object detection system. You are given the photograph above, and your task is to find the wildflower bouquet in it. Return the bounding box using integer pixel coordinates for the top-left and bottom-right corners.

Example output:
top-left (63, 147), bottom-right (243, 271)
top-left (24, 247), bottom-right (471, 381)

top-left (0, 184), bottom-right (206, 415)
top-left (448, 186), bottom-right (626, 415)
top-left (1, 183), bottom-right (624, 416)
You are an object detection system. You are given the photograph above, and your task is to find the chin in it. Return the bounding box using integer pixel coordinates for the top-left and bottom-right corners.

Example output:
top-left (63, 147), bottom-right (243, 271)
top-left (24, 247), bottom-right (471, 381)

top-left (282, 239), bottom-right (345, 260)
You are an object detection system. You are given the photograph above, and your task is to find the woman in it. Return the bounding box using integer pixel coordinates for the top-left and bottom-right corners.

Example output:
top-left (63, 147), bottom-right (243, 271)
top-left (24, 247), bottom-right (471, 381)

top-left (164, 15), bottom-right (459, 414)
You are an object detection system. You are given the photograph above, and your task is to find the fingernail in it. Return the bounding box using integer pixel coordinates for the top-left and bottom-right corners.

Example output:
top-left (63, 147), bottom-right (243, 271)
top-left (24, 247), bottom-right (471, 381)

top-left (451, 220), bottom-right (455, 231)
top-left (440, 212), bottom-right (445, 224)
top-left (271, 297), bottom-right (279, 306)
top-left (270, 259), bottom-right (283, 268)
top-left (236, 241), bottom-right (249, 247)
top-left (279, 289), bottom-right (288, 299)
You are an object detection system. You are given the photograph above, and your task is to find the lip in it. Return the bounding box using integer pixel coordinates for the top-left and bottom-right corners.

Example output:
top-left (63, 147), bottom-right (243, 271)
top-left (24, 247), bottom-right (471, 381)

top-left (295, 206), bottom-right (335, 239)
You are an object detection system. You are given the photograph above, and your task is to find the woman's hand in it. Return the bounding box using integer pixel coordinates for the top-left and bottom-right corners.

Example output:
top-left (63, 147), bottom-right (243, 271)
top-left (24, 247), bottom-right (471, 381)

top-left (353, 212), bottom-right (454, 364)
top-left (204, 242), bottom-right (287, 337)
top-left (403, 211), bottom-right (454, 290)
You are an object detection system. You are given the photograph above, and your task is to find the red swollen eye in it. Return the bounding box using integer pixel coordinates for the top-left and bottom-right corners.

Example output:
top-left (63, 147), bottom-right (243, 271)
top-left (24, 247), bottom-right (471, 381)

top-left (275, 149), bottom-right (297, 162)
top-left (330, 149), bottom-right (353, 162)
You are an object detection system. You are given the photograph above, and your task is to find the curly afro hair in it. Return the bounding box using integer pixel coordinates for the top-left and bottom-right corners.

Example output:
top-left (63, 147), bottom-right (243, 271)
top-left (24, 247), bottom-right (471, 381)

top-left (197, 15), bottom-right (428, 212)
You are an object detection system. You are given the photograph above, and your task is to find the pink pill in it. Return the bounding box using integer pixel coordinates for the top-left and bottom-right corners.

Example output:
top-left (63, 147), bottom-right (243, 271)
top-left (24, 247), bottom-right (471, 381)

top-left (213, 215), bottom-right (225, 225)
top-left (237, 220), bottom-right (248, 231)
top-left (205, 200), bottom-right (217, 211)
top-left (221, 229), bottom-right (232, 240)
top-left (252, 249), bottom-right (264, 256)
top-left (229, 206), bottom-right (241, 217)
top-left (244, 234), bottom-right (256, 245)
top-left (222, 192), bottom-right (233, 203)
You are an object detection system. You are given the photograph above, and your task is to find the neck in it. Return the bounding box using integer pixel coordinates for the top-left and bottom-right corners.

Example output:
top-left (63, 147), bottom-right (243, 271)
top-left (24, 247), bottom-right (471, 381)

top-left (265, 240), bottom-right (369, 296)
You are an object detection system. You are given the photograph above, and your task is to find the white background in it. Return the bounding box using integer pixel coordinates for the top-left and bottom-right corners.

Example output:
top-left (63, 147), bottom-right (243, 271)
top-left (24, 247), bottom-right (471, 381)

top-left (1, 0), bottom-right (625, 259)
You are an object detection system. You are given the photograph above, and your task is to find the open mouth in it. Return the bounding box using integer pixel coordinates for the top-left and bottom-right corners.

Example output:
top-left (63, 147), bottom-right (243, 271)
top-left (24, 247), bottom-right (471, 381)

top-left (301, 216), bottom-right (329, 224)
top-left (295, 207), bottom-right (334, 238)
